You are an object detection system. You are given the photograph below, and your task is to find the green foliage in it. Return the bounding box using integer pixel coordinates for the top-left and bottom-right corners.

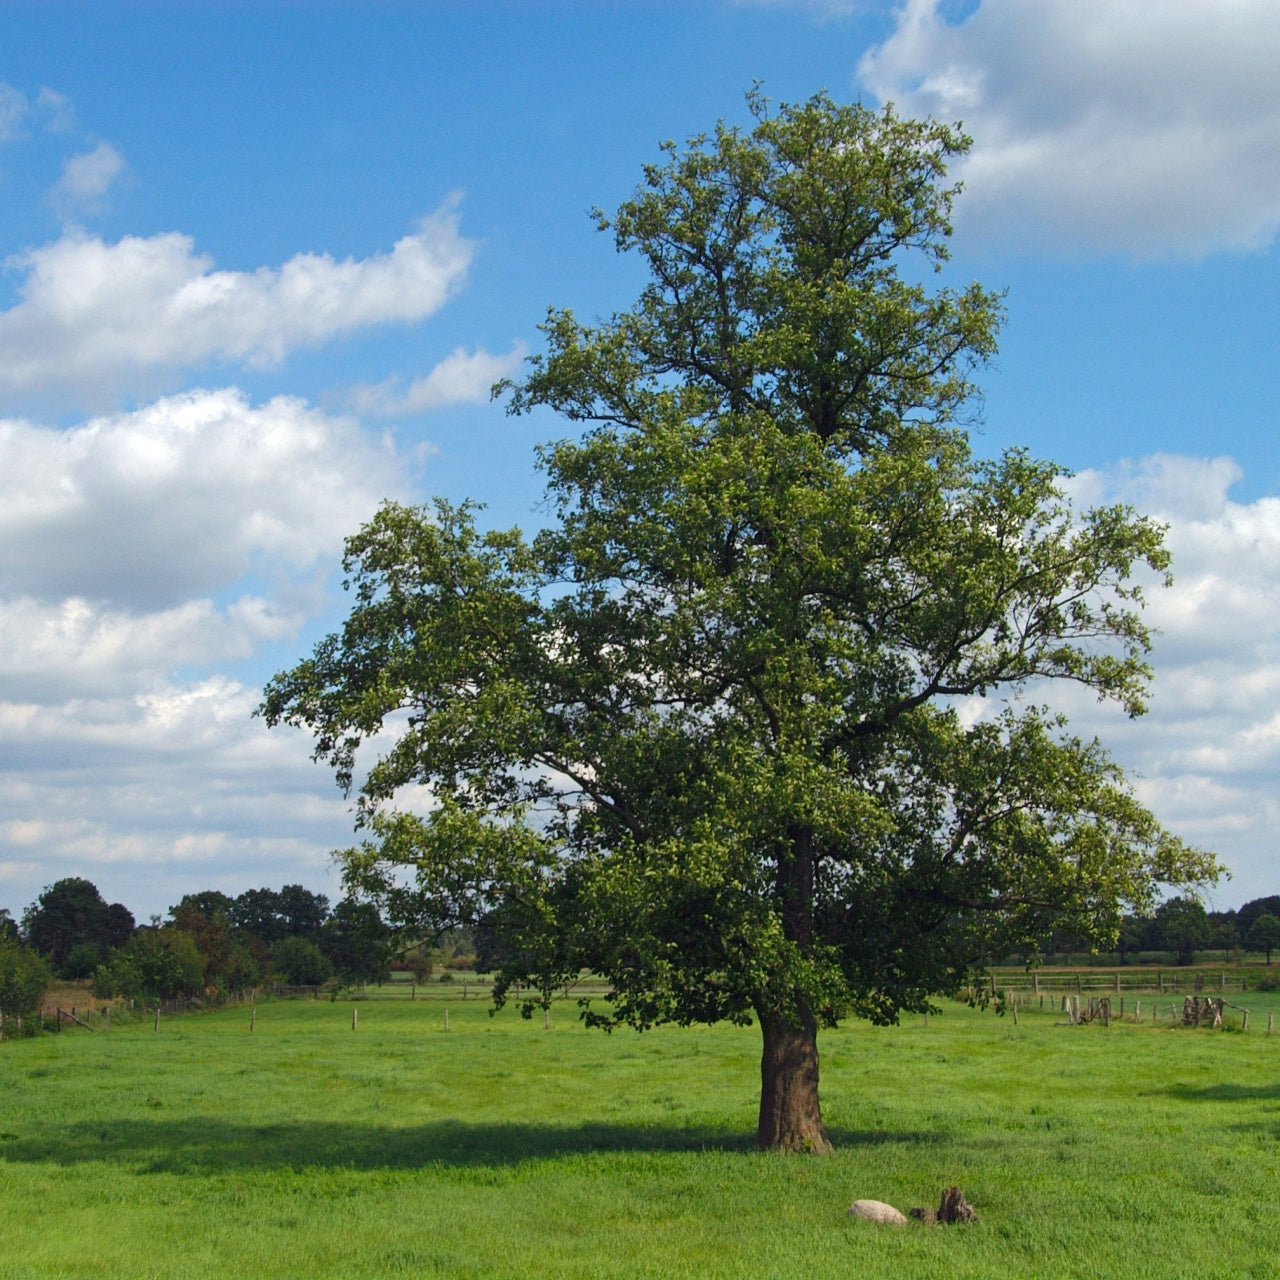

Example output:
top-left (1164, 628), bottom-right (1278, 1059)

top-left (0, 936), bottom-right (50, 1020)
top-left (22, 877), bottom-right (134, 971)
top-left (1246, 912), bottom-right (1280, 964)
top-left (1154, 896), bottom-right (1210, 965)
top-left (321, 898), bottom-right (392, 985)
top-left (230, 885), bottom-right (330, 944)
top-left (269, 936), bottom-right (334, 986)
top-left (263, 92), bottom-right (1218, 1146)
top-left (1238, 895), bottom-right (1280, 932)
top-left (168, 894), bottom-right (261, 990)
top-left (92, 928), bottom-right (205, 1002)
top-left (61, 940), bottom-right (105, 981)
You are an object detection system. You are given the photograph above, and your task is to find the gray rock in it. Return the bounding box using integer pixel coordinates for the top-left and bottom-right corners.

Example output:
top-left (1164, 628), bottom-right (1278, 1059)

top-left (846, 1199), bottom-right (908, 1225)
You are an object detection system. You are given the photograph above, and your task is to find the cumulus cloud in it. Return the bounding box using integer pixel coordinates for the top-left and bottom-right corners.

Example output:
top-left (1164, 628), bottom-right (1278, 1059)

top-left (0, 387), bottom-right (406, 608)
top-left (50, 140), bottom-right (126, 220)
top-left (0, 596), bottom-right (302, 702)
top-left (859, 0), bottom-right (1280, 257)
top-left (0, 385), bottom-right (414, 913)
top-left (349, 342), bottom-right (527, 417)
top-left (0, 680), bottom-right (356, 915)
top-left (0, 202), bottom-right (474, 409)
top-left (1044, 455), bottom-right (1280, 900)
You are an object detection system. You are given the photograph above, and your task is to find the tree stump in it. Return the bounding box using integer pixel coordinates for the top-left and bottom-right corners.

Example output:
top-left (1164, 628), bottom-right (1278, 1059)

top-left (938, 1187), bottom-right (978, 1225)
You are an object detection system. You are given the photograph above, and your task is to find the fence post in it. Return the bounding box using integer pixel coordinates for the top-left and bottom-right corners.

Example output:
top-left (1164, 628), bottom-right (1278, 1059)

top-left (153, 1007), bottom-right (159, 1032)
top-left (444, 1008), bottom-right (450, 1032)
top-left (250, 1006), bottom-right (256, 1032)
top-left (352, 1007), bottom-right (358, 1031)
top-left (1268, 1012), bottom-right (1274, 1035)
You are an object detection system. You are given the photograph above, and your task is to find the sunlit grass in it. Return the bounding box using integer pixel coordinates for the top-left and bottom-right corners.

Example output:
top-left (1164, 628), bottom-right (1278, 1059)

top-left (3, 994), bottom-right (1280, 1278)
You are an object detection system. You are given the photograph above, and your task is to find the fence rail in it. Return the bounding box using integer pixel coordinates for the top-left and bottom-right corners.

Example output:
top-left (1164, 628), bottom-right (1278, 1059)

top-left (987, 968), bottom-right (1252, 996)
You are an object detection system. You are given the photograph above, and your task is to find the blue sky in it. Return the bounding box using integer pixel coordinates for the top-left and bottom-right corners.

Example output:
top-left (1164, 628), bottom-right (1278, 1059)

top-left (0, 0), bottom-right (1277, 918)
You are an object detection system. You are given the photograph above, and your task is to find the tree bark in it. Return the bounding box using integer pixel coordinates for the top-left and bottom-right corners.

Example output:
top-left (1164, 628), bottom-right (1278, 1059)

top-left (756, 1005), bottom-right (833, 1153)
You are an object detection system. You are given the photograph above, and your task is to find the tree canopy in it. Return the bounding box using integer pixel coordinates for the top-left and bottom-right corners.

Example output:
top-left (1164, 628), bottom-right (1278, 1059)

top-left (22, 877), bottom-right (134, 975)
top-left (262, 91), bottom-right (1217, 1152)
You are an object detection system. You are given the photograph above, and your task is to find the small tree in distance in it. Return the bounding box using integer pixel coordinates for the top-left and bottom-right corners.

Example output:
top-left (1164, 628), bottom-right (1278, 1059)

top-left (1155, 896), bottom-right (1211, 966)
top-left (263, 92), bottom-right (1218, 1152)
top-left (1247, 912), bottom-right (1280, 965)
top-left (0, 936), bottom-right (50, 1024)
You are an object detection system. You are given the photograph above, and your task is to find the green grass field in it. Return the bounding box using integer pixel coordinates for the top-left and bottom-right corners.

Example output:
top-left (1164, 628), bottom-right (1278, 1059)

top-left (3, 993), bottom-right (1280, 1279)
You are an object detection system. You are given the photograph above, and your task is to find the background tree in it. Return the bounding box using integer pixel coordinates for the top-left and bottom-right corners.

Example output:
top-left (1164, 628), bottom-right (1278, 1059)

top-left (263, 93), bottom-right (1217, 1152)
top-left (1115, 914), bottom-right (1154, 965)
top-left (22, 878), bottom-right (134, 974)
top-left (1237, 895), bottom-right (1280, 934)
top-left (229, 885), bottom-right (329, 945)
top-left (169, 892), bottom-right (260, 990)
top-left (1154, 896), bottom-right (1210, 966)
top-left (321, 898), bottom-right (392, 986)
top-left (269, 936), bottom-right (333, 987)
top-left (1246, 912), bottom-right (1280, 965)
top-left (0, 936), bottom-right (50, 1024)
top-left (1207, 909), bottom-right (1240, 956)
top-left (92, 927), bottom-right (204, 1002)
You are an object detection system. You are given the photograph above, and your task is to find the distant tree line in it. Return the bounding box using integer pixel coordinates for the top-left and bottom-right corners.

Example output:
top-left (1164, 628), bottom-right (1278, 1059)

top-left (0, 877), bottom-right (415, 1016)
top-left (1032, 895), bottom-right (1280, 968)
top-left (3, 880), bottom-right (1277, 1029)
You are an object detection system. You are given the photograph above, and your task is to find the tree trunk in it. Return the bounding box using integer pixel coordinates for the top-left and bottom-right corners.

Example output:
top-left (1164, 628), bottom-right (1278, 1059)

top-left (756, 1006), bottom-right (833, 1153)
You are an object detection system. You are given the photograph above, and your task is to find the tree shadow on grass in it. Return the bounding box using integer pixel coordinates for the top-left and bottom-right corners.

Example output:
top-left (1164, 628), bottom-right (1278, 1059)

top-left (1159, 1083), bottom-right (1280, 1103)
top-left (0, 1118), bottom-right (944, 1175)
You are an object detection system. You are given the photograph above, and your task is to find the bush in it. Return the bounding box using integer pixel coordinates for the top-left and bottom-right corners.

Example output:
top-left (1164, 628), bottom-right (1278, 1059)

top-left (61, 941), bottom-right (104, 980)
top-left (92, 929), bottom-right (204, 1001)
top-left (0, 937), bottom-right (50, 1021)
top-left (270, 936), bottom-right (333, 986)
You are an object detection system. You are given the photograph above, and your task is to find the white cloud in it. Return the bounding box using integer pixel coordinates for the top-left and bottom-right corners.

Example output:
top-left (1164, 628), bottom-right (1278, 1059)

top-left (0, 387), bottom-right (406, 608)
top-left (0, 202), bottom-right (474, 408)
top-left (0, 385), bottom-right (413, 914)
top-left (1040, 455), bottom-right (1280, 901)
top-left (0, 595), bottom-right (302, 701)
top-left (0, 680), bottom-right (356, 916)
top-left (859, 0), bottom-right (1280, 257)
top-left (349, 342), bottom-right (527, 417)
top-left (50, 140), bottom-right (126, 220)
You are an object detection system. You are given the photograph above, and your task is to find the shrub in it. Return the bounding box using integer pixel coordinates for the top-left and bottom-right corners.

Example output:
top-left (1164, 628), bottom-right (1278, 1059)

top-left (61, 941), bottom-right (104, 980)
top-left (270, 936), bottom-right (333, 986)
top-left (92, 929), bottom-right (204, 1001)
top-left (0, 937), bottom-right (51, 1021)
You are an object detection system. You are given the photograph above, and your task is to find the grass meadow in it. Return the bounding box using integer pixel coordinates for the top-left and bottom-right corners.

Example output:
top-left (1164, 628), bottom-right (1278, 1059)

top-left (3, 992), bottom-right (1280, 1280)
